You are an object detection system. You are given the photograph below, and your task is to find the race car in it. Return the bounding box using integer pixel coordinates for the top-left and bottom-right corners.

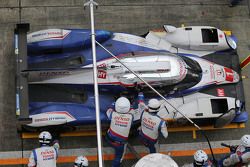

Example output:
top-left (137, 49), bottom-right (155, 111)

top-left (19, 25), bottom-right (247, 128)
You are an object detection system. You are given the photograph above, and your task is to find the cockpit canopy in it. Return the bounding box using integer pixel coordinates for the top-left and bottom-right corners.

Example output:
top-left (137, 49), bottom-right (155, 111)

top-left (108, 52), bottom-right (202, 94)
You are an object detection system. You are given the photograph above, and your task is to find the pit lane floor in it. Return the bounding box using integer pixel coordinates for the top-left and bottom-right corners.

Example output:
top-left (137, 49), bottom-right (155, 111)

top-left (1, 0), bottom-right (250, 166)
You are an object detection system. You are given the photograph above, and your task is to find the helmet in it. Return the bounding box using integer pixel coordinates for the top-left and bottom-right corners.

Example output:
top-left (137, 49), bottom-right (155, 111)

top-left (240, 135), bottom-right (250, 147)
top-left (74, 156), bottom-right (89, 167)
top-left (194, 150), bottom-right (208, 166)
top-left (115, 97), bottom-right (130, 113)
top-left (38, 131), bottom-right (52, 145)
top-left (135, 153), bottom-right (178, 167)
top-left (148, 99), bottom-right (160, 112)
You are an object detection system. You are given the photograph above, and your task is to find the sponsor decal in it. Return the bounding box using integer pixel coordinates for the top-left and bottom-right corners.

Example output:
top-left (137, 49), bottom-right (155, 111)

top-left (34, 117), bottom-right (66, 122)
top-left (217, 88), bottom-right (225, 97)
top-left (216, 70), bottom-right (222, 75)
top-left (41, 150), bottom-right (55, 160)
top-left (114, 116), bottom-right (130, 127)
top-left (34, 118), bottom-right (48, 122)
top-left (28, 29), bottom-right (71, 43)
top-left (98, 70), bottom-right (107, 79)
top-left (97, 63), bottom-right (106, 68)
top-left (31, 32), bottom-right (47, 38)
top-left (39, 71), bottom-right (70, 77)
top-left (142, 117), bottom-right (156, 130)
top-left (224, 67), bottom-right (234, 82)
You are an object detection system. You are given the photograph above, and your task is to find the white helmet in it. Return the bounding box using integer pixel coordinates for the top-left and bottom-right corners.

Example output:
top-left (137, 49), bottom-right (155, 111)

top-left (115, 97), bottom-right (130, 113)
top-left (74, 156), bottom-right (89, 167)
top-left (194, 150), bottom-right (208, 166)
top-left (38, 131), bottom-right (52, 145)
top-left (148, 99), bottom-right (160, 112)
top-left (240, 135), bottom-right (250, 147)
top-left (135, 153), bottom-right (178, 167)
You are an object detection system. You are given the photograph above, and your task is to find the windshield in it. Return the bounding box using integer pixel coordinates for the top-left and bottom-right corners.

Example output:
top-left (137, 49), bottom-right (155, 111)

top-left (143, 56), bottom-right (202, 96)
top-left (178, 56), bottom-right (202, 87)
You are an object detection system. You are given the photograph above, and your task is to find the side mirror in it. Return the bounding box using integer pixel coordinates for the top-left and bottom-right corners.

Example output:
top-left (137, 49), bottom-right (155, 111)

top-left (163, 25), bottom-right (177, 33)
top-left (214, 108), bottom-right (236, 128)
top-left (235, 99), bottom-right (241, 108)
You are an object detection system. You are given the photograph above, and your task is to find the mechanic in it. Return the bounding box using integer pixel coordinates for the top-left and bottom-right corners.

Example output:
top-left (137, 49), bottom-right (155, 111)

top-left (222, 134), bottom-right (250, 167)
top-left (138, 98), bottom-right (168, 153)
top-left (28, 131), bottom-right (59, 167)
top-left (110, 92), bottom-right (146, 121)
top-left (74, 155), bottom-right (88, 167)
top-left (182, 150), bottom-right (214, 167)
top-left (106, 97), bottom-right (135, 167)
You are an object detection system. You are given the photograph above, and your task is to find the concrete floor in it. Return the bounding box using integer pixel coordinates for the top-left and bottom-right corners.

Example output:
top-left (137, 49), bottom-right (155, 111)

top-left (0, 0), bottom-right (250, 166)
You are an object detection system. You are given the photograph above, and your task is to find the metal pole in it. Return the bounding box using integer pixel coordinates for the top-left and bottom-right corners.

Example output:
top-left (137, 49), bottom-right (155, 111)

top-left (96, 41), bottom-right (217, 164)
top-left (84, 1), bottom-right (104, 166)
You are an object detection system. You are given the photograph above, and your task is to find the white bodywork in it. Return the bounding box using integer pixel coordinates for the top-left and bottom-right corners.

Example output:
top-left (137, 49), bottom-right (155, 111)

top-left (28, 111), bottom-right (76, 127)
top-left (28, 52), bottom-right (239, 87)
top-left (145, 25), bottom-right (237, 56)
top-left (157, 93), bottom-right (236, 120)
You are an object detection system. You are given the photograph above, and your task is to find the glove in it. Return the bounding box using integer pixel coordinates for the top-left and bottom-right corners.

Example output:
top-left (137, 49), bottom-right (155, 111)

top-left (137, 126), bottom-right (142, 131)
top-left (230, 145), bottom-right (237, 152)
top-left (223, 158), bottom-right (231, 167)
top-left (138, 92), bottom-right (144, 102)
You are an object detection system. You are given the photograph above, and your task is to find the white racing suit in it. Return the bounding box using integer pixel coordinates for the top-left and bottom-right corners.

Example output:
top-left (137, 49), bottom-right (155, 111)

top-left (139, 111), bottom-right (168, 153)
top-left (182, 160), bottom-right (214, 167)
top-left (106, 110), bottom-right (134, 167)
top-left (223, 145), bottom-right (250, 167)
top-left (28, 141), bottom-right (59, 167)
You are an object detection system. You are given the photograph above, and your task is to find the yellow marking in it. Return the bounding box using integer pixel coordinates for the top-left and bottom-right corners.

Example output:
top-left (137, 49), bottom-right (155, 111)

top-left (242, 75), bottom-right (248, 79)
top-left (192, 130), bottom-right (196, 139)
top-left (223, 31), bottom-right (232, 36)
top-left (21, 123), bottom-right (245, 139)
top-left (240, 55), bottom-right (250, 69)
top-left (0, 147), bottom-right (230, 165)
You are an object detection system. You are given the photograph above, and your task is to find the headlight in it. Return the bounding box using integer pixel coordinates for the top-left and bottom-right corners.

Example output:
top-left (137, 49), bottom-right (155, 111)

top-left (226, 35), bottom-right (237, 50)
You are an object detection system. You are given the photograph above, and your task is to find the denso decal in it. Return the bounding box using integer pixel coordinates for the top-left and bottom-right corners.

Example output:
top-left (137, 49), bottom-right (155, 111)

top-left (114, 116), bottom-right (130, 127)
top-left (143, 118), bottom-right (156, 126)
top-left (114, 116), bottom-right (130, 122)
top-left (224, 67), bottom-right (234, 82)
top-left (41, 150), bottom-right (55, 160)
top-left (34, 118), bottom-right (48, 122)
top-left (39, 71), bottom-right (70, 77)
top-left (142, 118), bottom-right (156, 130)
top-left (28, 29), bottom-right (71, 43)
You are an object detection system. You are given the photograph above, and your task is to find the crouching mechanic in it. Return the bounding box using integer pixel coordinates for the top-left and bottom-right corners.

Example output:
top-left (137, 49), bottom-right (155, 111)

top-left (106, 97), bottom-right (134, 167)
top-left (222, 134), bottom-right (250, 167)
top-left (138, 98), bottom-right (168, 153)
top-left (74, 155), bottom-right (88, 167)
top-left (28, 131), bottom-right (59, 167)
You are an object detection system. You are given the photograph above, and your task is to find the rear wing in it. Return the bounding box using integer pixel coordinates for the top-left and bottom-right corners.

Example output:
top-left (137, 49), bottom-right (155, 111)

top-left (15, 23), bottom-right (32, 127)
